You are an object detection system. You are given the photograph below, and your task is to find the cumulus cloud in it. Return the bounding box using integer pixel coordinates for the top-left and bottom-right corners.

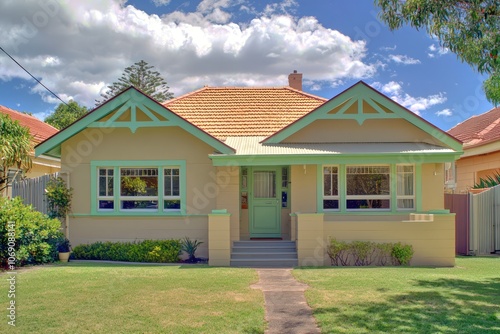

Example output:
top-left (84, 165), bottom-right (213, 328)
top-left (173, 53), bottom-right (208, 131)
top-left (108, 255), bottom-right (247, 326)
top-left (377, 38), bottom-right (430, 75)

top-left (388, 54), bottom-right (420, 65)
top-left (0, 0), bottom-right (377, 108)
top-left (152, 0), bottom-right (171, 6)
top-left (428, 43), bottom-right (449, 58)
top-left (371, 81), bottom-right (447, 115)
top-left (436, 108), bottom-right (452, 117)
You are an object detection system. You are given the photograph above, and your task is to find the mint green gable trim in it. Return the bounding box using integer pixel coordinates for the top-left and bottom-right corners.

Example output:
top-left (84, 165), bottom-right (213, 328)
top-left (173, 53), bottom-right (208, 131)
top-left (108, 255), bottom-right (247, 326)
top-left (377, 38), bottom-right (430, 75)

top-left (35, 88), bottom-right (234, 158)
top-left (262, 82), bottom-right (462, 152)
top-left (90, 160), bottom-right (187, 216)
top-left (210, 152), bottom-right (462, 167)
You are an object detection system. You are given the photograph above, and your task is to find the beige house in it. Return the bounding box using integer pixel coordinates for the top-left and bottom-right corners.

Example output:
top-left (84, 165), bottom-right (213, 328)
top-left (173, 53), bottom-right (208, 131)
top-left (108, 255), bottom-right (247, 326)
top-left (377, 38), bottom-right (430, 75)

top-left (448, 106), bottom-right (500, 193)
top-left (0, 105), bottom-right (60, 197)
top-left (35, 75), bottom-right (462, 267)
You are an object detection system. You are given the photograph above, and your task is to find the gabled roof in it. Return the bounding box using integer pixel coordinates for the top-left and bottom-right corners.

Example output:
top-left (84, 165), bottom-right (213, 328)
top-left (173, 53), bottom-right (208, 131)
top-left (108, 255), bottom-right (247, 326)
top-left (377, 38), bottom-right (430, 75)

top-left (164, 86), bottom-right (327, 140)
top-left (0, 105), bottom-right (58, 144)
top-left (261, 81), bottom-right (462, 152)
top-left (35, 87), bottom-right (235, 158)
top-left (447, 106), bottom-right (500, 149)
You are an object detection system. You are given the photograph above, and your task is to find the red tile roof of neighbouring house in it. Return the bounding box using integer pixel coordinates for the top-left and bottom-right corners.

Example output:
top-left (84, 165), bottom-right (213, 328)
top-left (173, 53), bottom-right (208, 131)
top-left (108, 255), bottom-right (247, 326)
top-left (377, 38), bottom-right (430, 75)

top-left (163, 86), bottom-right (327, 140)
top-left (447, 106), bottom-right (500, 148)
top-left (0, 105), bottom-right (58, 144)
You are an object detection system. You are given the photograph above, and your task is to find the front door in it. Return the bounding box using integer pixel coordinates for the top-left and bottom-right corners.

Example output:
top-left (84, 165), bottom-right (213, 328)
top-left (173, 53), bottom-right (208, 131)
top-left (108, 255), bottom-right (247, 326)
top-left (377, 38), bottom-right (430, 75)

top-left (250, 167), bottom-right (281, 238)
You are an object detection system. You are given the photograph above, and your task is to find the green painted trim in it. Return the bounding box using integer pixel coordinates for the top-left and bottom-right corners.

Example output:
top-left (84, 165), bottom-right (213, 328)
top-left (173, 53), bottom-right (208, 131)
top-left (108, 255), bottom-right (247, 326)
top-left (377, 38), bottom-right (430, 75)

top-left (316, 165), bottom-right (323, 213)
top-left (90, 160), bottom-right (187, 216)
top-left (415, 164), bottom-right (423, 212)
top-left (339, 165), bottom-right (346, 213)
top-left (88, 121), bottom-right (171, 129)
top-left (262, 82), bottom-right (462, 153)
top-left (336, 97), bottom-right (357, 115)
top-left (210, 152), bottom-right (462, 166)
top-left (35, 87), bottom-right (235, 158)
top-left (390, 164), bottom-right (397, 213)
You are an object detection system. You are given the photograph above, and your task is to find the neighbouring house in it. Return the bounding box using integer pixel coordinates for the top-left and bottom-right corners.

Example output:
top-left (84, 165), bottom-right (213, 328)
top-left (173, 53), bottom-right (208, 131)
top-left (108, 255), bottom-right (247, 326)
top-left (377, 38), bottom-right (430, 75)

top-left (35, 73), bottom-right (462, 267)
top-left (447, 107), bottom-right (500, 193)
top-left (0, 105), bottom-right (60, 197)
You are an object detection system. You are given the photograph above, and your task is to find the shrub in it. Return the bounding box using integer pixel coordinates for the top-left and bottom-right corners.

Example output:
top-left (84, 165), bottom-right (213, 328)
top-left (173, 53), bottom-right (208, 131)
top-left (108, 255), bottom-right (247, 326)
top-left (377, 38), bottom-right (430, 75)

top-left (327, 238), bottom-right (350, 266)
top-left (391, 242), bottom-right (414, 266)
top-left (45, 176), bottom-right (72, 219)
top-left (350, 241), bottom-right (377, 266)
top-left (376, 242), bottom-right (394, 266)
top-left (0, 197), bottom-right (63, 267)
top-left (72, 239), bottom-right (182, 263)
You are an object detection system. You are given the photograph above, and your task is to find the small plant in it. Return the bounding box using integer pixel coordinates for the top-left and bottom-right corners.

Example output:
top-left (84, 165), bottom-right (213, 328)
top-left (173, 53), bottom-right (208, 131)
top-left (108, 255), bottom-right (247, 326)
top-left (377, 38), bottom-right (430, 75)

top-left (327, 238), bottom-right (350, 266)
top-left (57, 237), bottom-right (71, 253)
top-left (351, 241), bottom-right (377, 266)
top-left (473, 171), bottom-right (500, 189)
top-left (45, 176), bottom-right (73, 219)
top-left (391, 242), bottom-right (414, 266)
top-left (376, 242), bottom-right (394, 266)
top-left (181, 237), bottom-right (203, 263)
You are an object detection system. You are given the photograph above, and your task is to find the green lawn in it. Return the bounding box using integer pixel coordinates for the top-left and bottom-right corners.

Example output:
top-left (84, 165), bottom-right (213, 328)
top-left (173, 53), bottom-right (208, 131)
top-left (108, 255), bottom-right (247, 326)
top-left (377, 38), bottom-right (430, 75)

top-left (294, 257), bottom-right (500, 334)
top-left (0, 263), bottom-right (265, 334)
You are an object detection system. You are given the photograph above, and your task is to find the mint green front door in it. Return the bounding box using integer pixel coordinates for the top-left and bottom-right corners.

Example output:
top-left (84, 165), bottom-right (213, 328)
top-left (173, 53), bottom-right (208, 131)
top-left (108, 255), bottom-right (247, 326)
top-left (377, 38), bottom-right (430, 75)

top-left (250, 168), bottom-right (281, 238)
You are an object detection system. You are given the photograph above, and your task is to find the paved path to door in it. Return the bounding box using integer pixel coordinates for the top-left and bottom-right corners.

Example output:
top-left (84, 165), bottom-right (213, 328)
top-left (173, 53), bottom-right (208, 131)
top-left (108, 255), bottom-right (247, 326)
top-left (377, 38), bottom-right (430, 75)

top-left (251, 269), bottom-right (320, 334)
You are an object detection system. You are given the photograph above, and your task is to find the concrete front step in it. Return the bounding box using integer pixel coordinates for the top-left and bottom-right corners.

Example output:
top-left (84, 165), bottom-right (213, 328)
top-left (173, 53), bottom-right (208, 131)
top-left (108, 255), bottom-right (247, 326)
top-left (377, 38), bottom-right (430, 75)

top-left (230, 240), bottom-right (298, 267)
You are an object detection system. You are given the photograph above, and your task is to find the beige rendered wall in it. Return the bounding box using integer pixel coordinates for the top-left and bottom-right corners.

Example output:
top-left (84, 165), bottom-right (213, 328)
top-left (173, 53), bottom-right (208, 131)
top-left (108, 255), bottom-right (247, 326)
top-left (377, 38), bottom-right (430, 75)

top-left (290, 164), bottom-right (317, 213)
top-left (70, 216), bottom-right (209, 258)
top-left (455, 150), bottom-right (500, 193)
top-left (421, 163), bottom-right (445, 211)
top-left (284, 119), bottom-right (448, 147)
top-left (213, 166), bottom-right (240, 242)
top-left (296, 213), bottom-right (455, 267)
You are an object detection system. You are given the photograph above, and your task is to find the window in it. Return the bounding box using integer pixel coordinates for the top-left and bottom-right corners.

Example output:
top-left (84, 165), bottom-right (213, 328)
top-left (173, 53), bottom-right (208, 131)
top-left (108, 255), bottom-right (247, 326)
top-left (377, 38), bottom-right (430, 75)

top-left (323, 166), bottom-right (339, 210)
top-left (164, 168), bottom-right (180, 210)
top-left (98, 168), bottom-right (114, 210)
top-left (396, 165), bottom-right (415, 210)
top-left (282, 166), bottom-right (289, 208)
top-left (346, 166), bottom-right (390, 210)
top-left (94, 162), bottom-right (184, 214)
top-left (120, 168), bottom-right (158, 210)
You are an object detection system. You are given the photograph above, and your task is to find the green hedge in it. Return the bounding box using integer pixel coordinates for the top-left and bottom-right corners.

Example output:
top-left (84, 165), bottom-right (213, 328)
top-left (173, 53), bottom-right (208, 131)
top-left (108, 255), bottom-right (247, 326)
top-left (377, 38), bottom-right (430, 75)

top-left (0, 197), bottom-right (63, 267)
top-left (327, 239), bottom-right (414, 266)
top-left (72, 239), bottom-right (182, 263)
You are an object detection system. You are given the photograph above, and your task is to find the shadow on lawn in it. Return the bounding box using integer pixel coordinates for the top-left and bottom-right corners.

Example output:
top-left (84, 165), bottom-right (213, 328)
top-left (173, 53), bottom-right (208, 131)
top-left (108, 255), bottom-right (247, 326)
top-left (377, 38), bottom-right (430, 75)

top-left (315, 277), bottom-right (500, 334)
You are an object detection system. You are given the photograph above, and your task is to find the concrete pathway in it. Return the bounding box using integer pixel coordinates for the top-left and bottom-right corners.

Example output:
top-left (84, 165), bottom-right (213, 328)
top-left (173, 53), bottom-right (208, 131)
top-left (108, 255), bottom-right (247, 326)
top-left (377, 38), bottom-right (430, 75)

top-left (251, 269), bottom-right (320, 334)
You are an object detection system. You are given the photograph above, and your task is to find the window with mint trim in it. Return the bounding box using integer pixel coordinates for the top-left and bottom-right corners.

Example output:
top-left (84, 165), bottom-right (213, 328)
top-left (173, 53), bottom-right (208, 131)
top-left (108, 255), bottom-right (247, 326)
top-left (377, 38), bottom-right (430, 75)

top-left (120, 168), bottom-right (159, 210)
top-left (346, 166), bottom-right (390, 210)
top-left (323, 166), bottom-right (339, 210)
top-left (396, 165), bottom-right (415, 210)
top-left (98, 168), bottom-right (114, 210)
top-left (164, 168), bottom-right (181, 211)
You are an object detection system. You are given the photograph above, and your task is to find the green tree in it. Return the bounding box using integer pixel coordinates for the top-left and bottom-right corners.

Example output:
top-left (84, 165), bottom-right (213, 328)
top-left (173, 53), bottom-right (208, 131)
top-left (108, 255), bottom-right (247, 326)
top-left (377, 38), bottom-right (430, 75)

top-left (375, 0), bottom-right (500, 104)
top-left (0, 113), bottom-right (32, 196)
top-left (44, 100), bottom-right (88, 130)
top-left (97, 60), bottom-right (173, 105)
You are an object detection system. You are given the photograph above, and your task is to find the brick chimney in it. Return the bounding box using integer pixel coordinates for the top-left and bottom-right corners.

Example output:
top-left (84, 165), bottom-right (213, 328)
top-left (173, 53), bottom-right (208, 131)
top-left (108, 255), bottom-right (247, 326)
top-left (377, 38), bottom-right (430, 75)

top-left (288, 70), bottom-right (302, 91)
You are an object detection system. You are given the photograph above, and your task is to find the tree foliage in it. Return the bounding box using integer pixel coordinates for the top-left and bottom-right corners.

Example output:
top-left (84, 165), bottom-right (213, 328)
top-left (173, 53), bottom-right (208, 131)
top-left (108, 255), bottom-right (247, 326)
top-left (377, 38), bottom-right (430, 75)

top-left (375, 0), bottom-right (500, 104)
top-left (44, 100), bottom-right (88, 130)
top-left (0, 114), bottom-right (32, 195)
top-left (97, 60), bottom-right (173, 105)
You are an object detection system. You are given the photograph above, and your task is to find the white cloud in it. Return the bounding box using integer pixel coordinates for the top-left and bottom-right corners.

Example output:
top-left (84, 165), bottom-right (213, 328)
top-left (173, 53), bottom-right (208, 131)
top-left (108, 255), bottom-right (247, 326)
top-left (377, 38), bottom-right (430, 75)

top-left (380, 45), bottom-right (396, 51)
top-left (388, 54), bottom-right (421, 65)
top-left (436, 108), bottom-right (452, 117)
top-left (152, 0), bottom-right (171, 6)
top-left (371, 81), bottom-right (447, 114)
top-left (428, 43), bottom-right (449, 58)
top-left (0, 0), bottom-right (377, 108)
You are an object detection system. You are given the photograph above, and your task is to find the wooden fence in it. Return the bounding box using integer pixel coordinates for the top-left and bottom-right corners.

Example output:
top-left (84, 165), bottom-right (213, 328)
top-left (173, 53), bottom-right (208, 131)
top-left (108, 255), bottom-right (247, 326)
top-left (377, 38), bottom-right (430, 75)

top-left (445, 185), bottom-right (500, 255)
top-left (11, 173), bottom-right (59, 215)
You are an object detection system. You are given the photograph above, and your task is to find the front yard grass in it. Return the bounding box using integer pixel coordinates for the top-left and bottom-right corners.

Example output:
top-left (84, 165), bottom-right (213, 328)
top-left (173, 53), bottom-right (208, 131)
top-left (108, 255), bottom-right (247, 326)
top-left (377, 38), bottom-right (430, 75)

top-left (0, 263), bottom-right (264, 334)
top-left (294, 256), bottom-right (500, 334)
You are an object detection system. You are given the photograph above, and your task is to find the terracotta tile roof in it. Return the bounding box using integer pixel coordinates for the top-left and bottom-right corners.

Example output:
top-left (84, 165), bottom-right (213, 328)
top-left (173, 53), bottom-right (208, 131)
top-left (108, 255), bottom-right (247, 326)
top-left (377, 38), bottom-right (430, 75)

top-left (448, 106), bottom-right (500, 148)
top-left (0, 105), bottom-right (58, 144)
top-left (163, 86), bottom-right (327, 140)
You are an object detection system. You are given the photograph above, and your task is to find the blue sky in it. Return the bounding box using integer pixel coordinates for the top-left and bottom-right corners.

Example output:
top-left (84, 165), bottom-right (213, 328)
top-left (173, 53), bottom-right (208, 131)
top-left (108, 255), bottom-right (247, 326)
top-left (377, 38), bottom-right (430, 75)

top-left (0, 0), bottom-right (493, 131)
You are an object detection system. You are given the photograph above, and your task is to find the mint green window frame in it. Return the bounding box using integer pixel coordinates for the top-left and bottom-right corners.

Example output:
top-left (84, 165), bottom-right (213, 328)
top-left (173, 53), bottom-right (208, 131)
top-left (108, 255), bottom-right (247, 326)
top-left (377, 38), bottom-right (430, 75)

top-left (317, 163), bottom-right (420, 214)
top-left (91, 160), bottom-right (186, 216)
